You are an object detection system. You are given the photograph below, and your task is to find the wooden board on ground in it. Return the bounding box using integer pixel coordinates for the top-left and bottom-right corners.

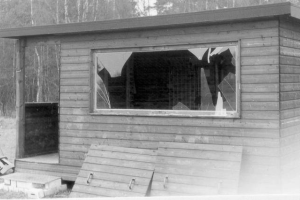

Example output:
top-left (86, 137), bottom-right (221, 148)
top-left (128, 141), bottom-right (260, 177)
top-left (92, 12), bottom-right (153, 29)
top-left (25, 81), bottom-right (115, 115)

top-left (151, 142), bottom-right (243, 196)
top-left (70, 144), bottom-right (157, 198)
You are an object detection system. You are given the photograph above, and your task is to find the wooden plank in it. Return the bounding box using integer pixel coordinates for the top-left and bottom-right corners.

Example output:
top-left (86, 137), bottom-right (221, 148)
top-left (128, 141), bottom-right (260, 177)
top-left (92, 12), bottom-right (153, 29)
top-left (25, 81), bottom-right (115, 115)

top-left (15, 168), bottom-right (77, 182)
top-left (174, 135), bottom-right (279, 148)
top-left (280, 65), bottom-right (300, 73)
top-left (280, 46), bottom-right (300, 57)
top-left (280, 27), bottom-right (300, 41)
top-left (242, 154), bottom-right (279, 166)
top-left (59, 141), bottom-right (279, 158)
top-left (281, 116), bottom-right (300, 128)
top-left (60, 129), bottom-right (174, 142)
top-left (60, 137), bottom-right (159, 149)
top-left (60, 78), bottom-right (89, 86)
top-left (59, 125), bottom-right (280, 139)
top-left (15, 160), bottom-right (80, 174)
top-left (242, 111), bottom-right (279, 120)
top-left (155, 157), bottom-right (240, 171)
top-left (70, 144), bottom-right (156, 197)
top-left (86, 149), bottom-right (156, 163)
top-left (89, 144), bottom-right (157, 156)
top-left (242, 84), bottom-right (279, 93)
top-left (61, 28), bottom-right (278, 50)
top-left (241, 55), bottom-right (278, 65)
top-left (161, 142), bottom-right (242, 152)
top-left (83, 156), bottom-right (155, 171)
top-left (154, 164), bottom-right (238, 180)
top-left (241, 37), bottom-right (279, 48)
top-left (60, 100), bottom-right (89, 108)
top-left (72, 184), bottom-right (143, 197)
top-left (59, 118), bottom-right (279, 129)
top-left (241, 74), bottom-right (278, 84)
top-left (62, 20), bottom-right (279, 43)
top-left (60, 93), bottom-right (89, 101)
top-left (60, 108), bottom-right (89, 115)
top-left (280, 74), bottom-right (300, 83)
top-left (60, 63), bottom-right (90, 71)
top-left (77, 170), bottom-right (151, 186)
top-left (59, 135), bottom-right (279, 154)
top-left (281, 99), bottom-right (300, 110)
top-left (60, 158), bottom-right (83, 167)
top-left (175, 134), bottom-right (279, 150)
top-left (242, 93), bottom-right (279, 102)
top-left (242, 102), bottom-right (279, 111)
top-left (59, 121), bottom-right (279, 136)
top-left (281, 125), bottom-right (300, 137)
top-left (280, 37), bottom-right (300, 49)
top-left (61, 49), bottom-right (90, 57)
top-left (241, 65), bottom-right (279, 75)
top-left (80, 162), bottom-right (153, 178)
top-left (151, 181), bottom-right (219, 195)
top-left (60, 151), bottom-right (86, 160)
top-left (155, 148), bottom-right (241, 162)
top-left (16, 39), bottom-right (26, 159)
top-left (241, 46), bottom-right (279, 57)
top-left (60, 86), bottom-right (89, 93)
top-left (152, 172), bottom-right (237, 189)
top-left (60, 71), bottom-right (89, 79)
top-left (61, 56), bottom-right (91, 64)
top-left (151, 142), bottom-right (243, 196)
top-left (240, 163), bottom-right (280, 175)
top-left (74, 177), bottom-right (148, 194)
top-left (280, 55), bottom-right (300, 65)
top-left (281, 108), bottom-right (300, 119)
top-left (280, 91), bottom-right (300, 101)
top-left (280, 83), bottom-right (300, 92)
top-left (280, 133), bottom-right (300, 147)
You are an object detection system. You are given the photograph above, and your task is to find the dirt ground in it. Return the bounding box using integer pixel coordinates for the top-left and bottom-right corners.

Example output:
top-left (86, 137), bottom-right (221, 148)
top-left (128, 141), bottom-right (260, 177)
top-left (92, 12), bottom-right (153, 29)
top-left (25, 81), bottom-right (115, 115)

top-left (0, 117), bottom-right (16, 162)
top-left (0, 117), bottom-right (71, 198)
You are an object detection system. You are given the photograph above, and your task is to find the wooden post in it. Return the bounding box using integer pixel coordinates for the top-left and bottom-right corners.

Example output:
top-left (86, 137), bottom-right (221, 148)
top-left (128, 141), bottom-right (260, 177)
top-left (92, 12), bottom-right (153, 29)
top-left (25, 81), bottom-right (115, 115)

top-left (15, 39), bottom-right (26, 159)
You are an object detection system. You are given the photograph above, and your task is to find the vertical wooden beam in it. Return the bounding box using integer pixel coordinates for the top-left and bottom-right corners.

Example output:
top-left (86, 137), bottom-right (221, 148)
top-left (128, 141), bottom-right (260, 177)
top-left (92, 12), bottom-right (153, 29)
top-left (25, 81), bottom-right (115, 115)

top-left (15, 38), bottom-right (26, 159)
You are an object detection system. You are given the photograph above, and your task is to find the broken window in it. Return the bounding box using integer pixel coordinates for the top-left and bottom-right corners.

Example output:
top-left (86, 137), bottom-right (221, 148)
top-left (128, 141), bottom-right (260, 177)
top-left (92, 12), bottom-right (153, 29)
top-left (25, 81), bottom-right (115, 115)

top-left (93, 44), bottom-right (238, 117)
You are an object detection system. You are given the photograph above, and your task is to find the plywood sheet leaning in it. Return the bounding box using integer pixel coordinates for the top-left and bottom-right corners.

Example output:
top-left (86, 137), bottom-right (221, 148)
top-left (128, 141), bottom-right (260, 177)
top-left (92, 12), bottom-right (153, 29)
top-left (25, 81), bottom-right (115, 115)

top-left (151, 142), bottom-right (243, 196)
top-left (70, 144), bottom-right (157, 198)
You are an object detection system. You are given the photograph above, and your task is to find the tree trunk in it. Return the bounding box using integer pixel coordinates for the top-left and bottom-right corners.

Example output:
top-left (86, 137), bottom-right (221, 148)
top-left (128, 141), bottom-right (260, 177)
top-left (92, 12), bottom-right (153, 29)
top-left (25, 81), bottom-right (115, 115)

top-left (77, 0), bottom-right (81, 22)
top-left (30, 0), bottom-right (34, 25)
top-left (64, 0), bottom-right (69, 23)
top-left (56, 0), bottom-right (59, 24)
top-left (82, 0), bottom-right (89, 22)
top-left (94, 0), bottom-right (99, 21)
top-left (36, 46), bottom-right (43, 102)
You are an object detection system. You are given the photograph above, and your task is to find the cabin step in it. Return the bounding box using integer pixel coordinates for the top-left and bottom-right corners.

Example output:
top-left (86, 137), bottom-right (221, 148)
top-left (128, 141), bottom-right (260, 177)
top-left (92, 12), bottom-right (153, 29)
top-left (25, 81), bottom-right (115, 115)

top-left (0, 173), bottom-right (67, 198)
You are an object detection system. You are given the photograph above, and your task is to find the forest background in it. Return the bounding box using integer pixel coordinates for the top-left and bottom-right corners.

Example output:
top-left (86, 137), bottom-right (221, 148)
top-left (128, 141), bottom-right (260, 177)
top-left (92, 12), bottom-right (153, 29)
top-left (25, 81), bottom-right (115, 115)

top-left (0, 0), bottom-right (299, 116)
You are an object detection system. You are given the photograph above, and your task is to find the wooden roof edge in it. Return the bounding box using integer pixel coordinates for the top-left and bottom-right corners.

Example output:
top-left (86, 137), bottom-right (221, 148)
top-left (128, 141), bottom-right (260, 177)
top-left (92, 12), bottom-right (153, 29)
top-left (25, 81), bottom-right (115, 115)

top-left (0, 2), bottom-right (296, 39)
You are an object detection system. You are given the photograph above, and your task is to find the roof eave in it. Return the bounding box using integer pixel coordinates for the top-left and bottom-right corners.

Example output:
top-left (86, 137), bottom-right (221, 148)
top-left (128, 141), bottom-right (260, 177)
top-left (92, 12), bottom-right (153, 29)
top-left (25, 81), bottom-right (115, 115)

top-left (0, 2), bottom-right (295, 39)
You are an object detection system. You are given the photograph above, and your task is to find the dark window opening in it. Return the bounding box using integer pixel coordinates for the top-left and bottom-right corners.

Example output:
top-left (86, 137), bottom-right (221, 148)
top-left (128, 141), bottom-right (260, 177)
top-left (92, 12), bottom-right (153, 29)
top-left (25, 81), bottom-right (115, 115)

top-left (95, 46), bottom-right (237, 115)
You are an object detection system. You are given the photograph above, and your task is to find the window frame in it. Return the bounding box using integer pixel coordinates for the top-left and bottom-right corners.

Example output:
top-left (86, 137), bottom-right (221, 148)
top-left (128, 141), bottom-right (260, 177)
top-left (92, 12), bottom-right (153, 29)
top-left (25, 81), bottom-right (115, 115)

top-left (90, 41), bottom-right (241, 118)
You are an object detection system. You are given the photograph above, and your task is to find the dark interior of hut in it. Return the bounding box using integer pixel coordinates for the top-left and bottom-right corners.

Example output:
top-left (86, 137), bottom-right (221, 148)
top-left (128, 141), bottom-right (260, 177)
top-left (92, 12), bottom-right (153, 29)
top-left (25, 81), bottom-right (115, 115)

top-left (95, 47), bottom-right (236, 112)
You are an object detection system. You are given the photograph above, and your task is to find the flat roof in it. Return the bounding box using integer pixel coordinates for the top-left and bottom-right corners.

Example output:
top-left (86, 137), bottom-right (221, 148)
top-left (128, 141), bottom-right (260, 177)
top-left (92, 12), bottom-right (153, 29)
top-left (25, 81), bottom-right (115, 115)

top-left (0, 2), bottom-right (299, 39)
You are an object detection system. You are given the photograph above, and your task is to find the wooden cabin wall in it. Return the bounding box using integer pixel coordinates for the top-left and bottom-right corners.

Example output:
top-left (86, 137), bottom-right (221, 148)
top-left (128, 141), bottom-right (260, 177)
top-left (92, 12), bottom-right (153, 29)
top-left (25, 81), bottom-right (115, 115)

top-left (58, 19), bottom-right (281, 194)
top-left (279, 17), bottom-right (300, 194)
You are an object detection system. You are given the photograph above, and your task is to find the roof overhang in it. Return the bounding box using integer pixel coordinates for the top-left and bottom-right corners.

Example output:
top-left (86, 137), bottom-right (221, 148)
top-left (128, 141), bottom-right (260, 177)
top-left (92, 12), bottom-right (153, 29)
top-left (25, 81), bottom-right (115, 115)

top-left (0, 2), bottom-right (299, 39)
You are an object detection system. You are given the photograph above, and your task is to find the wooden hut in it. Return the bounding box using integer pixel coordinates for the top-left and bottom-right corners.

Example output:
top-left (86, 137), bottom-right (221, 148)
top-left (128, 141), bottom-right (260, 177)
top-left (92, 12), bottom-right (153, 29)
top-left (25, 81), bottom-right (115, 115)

top-left (1, 2), bottom-right (300, 195)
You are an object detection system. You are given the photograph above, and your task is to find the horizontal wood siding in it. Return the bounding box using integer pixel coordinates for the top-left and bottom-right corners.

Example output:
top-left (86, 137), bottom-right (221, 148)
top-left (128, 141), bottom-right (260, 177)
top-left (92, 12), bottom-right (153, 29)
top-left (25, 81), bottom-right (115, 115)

top-left (14, 160), bottom-right (80, 181)
top-left (59, 19), bottom-right (281, 194)
top-left (279, 17), bottom-right (300, 194)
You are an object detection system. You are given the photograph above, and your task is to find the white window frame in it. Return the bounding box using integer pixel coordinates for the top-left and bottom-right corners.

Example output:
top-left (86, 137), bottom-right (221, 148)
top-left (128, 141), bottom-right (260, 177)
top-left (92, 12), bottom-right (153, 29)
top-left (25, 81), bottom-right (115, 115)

top-left (90, 42), bottom-right (240, 118)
